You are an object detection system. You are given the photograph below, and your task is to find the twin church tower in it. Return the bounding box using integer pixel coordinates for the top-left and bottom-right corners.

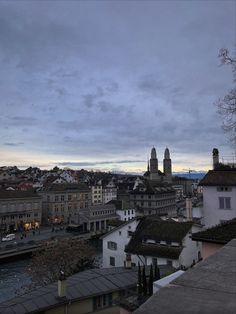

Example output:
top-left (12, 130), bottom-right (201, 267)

top-left (145, 147), bottom-right (172, 183)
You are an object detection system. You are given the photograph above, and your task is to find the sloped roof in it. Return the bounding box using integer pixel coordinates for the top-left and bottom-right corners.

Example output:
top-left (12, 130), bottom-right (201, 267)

top-left (126, 242), bottom-right (182, 259)
top-left (192, 219), bottom-right (236, 244)
top-left (125, 216), bottom-right (193, 258)
top-left (130, 180), bottom-right (175, 195)
top-left (0, 190), bottom-right (41, 200)
top-left (41, 183), bottom-right (90, 192)
top-left (199, 170), bottom-right (236, 186)
top-left (133, 239), bottom-right (236, 314)
top-left (0, 267), bottom-right (141, 314)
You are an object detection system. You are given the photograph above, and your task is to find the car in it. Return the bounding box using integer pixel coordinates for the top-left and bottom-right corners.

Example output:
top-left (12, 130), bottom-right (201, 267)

top-left (1, 234), bottom-right (16, 242)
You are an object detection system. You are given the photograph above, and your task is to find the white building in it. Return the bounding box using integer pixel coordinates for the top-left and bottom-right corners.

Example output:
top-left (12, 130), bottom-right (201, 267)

top-left (199, 169), bottom-right (236, 228)
top-left (102, 180), bottom-right (117, 204)
top-left (91, 184), bottom-right (103, 205)
top-left (102, 216), bottom-right (202, 269)
top-left (102, 219), bottom-right (139, 268)
top-left (116, 208), bottom-right (136, 221)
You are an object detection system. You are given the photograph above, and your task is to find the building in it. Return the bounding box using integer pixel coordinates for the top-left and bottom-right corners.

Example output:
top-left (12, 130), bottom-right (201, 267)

top-left (133, 239), bottom-right (236, 314)
top-left (0, 190), bottom-right (42, 232)
top-left (199, 168), bottom-right (236, 228)
top-left (192, 219), bottom-right (236, 259)
top-left (91, 184), bottom-right (103, 205)
top-left (108, 200), bottom-right (136, 221)
top-left (0, 267), bottom-right (141, 314)
top-left (39, 183), bottom-right (91, 225)
top-left (144, 147), bottom-right (172, 183)
top-left (102, 219), bottom-right (139, 268)
top-left (129, 179), bottom-right (176, 217)
top-left (125, 216), bottom-right (202, 269)
top-left (102, 179), bottom-right (117, 204)
top-left (103, 216), bottom-right (201, 269)
top-left (80, 203), bottom-right (118, 232)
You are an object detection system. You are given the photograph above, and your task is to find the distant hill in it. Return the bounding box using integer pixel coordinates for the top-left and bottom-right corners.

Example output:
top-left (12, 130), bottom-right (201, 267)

top-left (173, 172), bottom-right (206, 180)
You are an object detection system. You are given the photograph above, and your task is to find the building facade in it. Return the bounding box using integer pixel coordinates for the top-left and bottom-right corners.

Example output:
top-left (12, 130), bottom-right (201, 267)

top-left (0, 190), bottom-right (42, 232)
top-left (129, 179), bottom-right (176, 217)
top-left (80, 203), bottom-right (118, 232)
top-left (199, 169), bottom-right (236, 228)
top-left (39, 183), bottom-right (91, 225)
top-left (102, 219), bottom-right (139, 268)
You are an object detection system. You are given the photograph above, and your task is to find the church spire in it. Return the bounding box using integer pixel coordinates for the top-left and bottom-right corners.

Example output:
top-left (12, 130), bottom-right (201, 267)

top-left (147, 158), bottom-right (150, 172)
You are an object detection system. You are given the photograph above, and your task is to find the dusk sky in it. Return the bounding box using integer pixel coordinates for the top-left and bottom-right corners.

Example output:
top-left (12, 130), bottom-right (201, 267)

top-left (0, 0), bottom-right (235, 173)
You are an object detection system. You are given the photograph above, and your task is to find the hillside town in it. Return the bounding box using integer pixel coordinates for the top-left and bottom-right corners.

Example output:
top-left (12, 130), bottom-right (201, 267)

top-left (0, 147), bottom-right (235, 313)
top-left (0, 1), bottom-right (235, 313)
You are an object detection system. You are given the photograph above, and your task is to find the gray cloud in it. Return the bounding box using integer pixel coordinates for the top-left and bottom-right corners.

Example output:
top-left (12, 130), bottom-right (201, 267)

top-left (57, 160), bottom-right (145, 167)
top-left (0, 0), bottom-right (235, 170)
top-left (4, 142), bottom-right (24, 146)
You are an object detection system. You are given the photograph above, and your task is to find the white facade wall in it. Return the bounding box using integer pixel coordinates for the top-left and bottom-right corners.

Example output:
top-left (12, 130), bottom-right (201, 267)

top-left (91, 185), bottom-right (103, 205)
top-left (203, 186), bottom-right (236, 228)
top-left (179, 225), bottom-right (202, 267)
top-left (102, 220), bottom-right (139, 268)
top-left (116, 209), bottom-right (136, 221)
top-left (102, 187), bottom-right (117, 204)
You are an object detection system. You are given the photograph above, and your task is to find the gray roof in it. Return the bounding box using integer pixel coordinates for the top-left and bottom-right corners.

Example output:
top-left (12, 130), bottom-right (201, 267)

top-left (199, 169), bottom-right (236, 186)
top-left (0, 267), bottom-right (140, 314)
top-left (134, 239), bottom-right (236, 314)
top-left (0, 190), bottom-right (41, 200)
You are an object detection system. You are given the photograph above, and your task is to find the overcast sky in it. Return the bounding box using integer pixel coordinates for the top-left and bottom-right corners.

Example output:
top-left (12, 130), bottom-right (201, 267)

top-left (0, 0), bottom-right (235, 173)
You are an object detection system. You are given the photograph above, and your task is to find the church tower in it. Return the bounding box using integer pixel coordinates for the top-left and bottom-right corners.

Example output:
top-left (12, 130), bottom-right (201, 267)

top-left (163, 148), bottom-right (172, 182)
top-left (212, 148), bottom-right (219, 169)
top-left (150, 147), bottom-right (158, 173)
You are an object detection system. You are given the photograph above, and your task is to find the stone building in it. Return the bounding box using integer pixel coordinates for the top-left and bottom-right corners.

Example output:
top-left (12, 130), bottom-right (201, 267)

top-left (145, 147), bottom-right (172, 183)
top-left (129, 179), bottom-right (176, 217)
top-left (0, 190), bottom-right (42, 233)
top-left (39, 183), bottom-right (91, 225)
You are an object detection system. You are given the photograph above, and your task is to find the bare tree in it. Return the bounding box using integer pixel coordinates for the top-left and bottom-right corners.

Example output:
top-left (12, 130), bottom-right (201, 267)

top-left (28, 238), bottom-right (94, 286)
top-left (216, 48), bottom-right (236, 146)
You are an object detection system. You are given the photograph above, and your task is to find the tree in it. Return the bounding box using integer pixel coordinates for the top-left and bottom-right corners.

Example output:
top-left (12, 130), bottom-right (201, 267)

top-left (216, 48), bottom-right (236, 145)
top-left (137, 263), bottom-right (142, 299)
top-left (142, 265), bottom-right (147, 296)
top-left (154, 264), bottom-right (160, 281)
top-left (148, 264), bottom-right (153, 296)
top-left (28, 238), bottom-right (94, 286)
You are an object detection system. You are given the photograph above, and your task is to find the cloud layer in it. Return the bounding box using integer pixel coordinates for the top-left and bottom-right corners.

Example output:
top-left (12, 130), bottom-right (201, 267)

top-left (0, 0), bottom-right (235, 171)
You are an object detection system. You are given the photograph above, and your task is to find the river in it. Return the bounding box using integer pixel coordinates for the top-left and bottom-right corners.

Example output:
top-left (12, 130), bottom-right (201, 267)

top-left (0, 251), bottom-right (102, 303)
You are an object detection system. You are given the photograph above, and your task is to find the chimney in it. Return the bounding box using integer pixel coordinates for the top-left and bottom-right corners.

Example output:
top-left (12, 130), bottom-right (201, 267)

top-left (58, 271), bottom-right (66, 298)
top-left (186, 198), bottom-right (192, 221)
top-left (125, 254), bottom-right (132, 269)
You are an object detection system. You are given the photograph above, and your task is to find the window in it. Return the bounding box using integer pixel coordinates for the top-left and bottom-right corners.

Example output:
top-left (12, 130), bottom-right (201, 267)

top-left (119, 231), bottom-right (122, 235)
top-left (107, 241), bottom-right (117, 250)
top-left (55, 195), bottom-right (59, 202)
top-left (110, 256), bottom-right (115, 266)
top-left (61, 195), bottom-right (65, 201)
top-left (68, 194), bottom-right (72, 201)
top-left (127, 231), bottom-right (133, 237)
top-left (93, 294), bottom-right (112, 311)
top-left (217, 187), bottom-right (232, 192)
top-left (219, 197), bottom-right (231, 209)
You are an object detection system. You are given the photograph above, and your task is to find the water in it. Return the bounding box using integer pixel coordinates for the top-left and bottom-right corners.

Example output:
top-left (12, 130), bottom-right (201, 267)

top-left (0, 259), bottom-right (31, 302)
top-left (0, 250), bottom-right (102, 303)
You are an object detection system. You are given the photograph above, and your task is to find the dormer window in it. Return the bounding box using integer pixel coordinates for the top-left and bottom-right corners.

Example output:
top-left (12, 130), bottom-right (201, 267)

top-left (217, 187), bottom-right (232, 192)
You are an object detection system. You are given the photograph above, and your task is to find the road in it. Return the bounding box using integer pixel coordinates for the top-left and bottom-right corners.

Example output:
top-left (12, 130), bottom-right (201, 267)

top-left (0, 227), bottom-right (97, 251)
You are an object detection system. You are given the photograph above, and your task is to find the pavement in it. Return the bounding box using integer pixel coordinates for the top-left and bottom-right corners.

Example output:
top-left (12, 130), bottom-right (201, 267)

top-left (0, 227), bottom-right (94, 251)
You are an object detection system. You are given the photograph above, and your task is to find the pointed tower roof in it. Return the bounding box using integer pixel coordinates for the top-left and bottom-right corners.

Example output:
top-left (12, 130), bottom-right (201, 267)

top-left (151, 147), bottom-right (157, 159)
top-left (164, 147), bottom-right (170, 159)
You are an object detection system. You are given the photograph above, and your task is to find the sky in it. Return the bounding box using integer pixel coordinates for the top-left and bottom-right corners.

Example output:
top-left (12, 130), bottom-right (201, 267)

top-left (0, 0), bottom-right (235, 173)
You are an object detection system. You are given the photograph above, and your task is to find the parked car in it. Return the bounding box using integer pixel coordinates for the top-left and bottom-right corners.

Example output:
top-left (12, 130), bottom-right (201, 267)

top-left (1, 234), bottom-right (16, 242)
